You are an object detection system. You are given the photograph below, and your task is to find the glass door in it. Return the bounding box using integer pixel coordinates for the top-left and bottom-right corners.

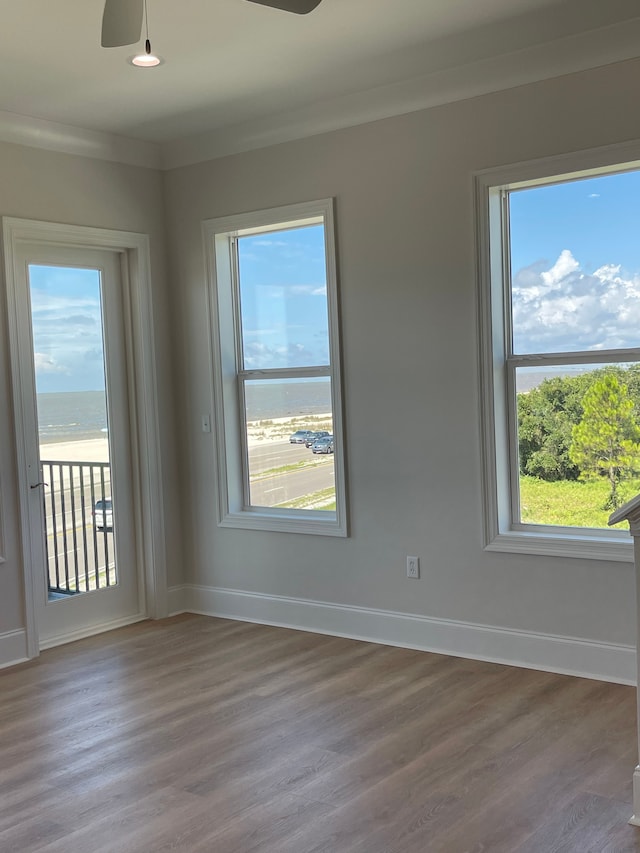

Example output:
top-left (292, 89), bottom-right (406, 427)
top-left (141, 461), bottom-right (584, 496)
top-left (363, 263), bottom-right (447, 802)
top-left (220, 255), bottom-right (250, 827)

top-left (15, 245), bottom-right (141, 647)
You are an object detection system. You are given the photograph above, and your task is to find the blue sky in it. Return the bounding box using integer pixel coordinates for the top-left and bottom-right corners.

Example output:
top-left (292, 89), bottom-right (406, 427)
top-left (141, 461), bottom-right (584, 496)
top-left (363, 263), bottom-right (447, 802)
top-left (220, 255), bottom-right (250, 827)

top-left (510, 170), bottom-right (640, 274)
top-left (510, 169), bottom-right (640, 355)
top-left (30, 265), bottom-right (106, 394)
top-left (31, 171), bottom-right (640, 391)
top-left (237, 223), bottom-right (329, 370)
top-left (31, 222), bottom-right (329, 393)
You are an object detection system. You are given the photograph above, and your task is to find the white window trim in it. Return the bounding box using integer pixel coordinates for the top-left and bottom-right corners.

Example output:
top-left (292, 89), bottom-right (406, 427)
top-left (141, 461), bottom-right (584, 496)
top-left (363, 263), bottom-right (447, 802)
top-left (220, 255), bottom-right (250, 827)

top-left (203, 198), bottom-right (348, 537)
top-left (475, 141), bottom-right (640, 562)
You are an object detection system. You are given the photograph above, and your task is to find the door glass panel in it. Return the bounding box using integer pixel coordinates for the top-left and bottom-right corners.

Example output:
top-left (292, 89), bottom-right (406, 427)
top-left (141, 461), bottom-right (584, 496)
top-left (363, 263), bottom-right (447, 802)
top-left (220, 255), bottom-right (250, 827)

top-left (28, 265), bottom-right (117, 599)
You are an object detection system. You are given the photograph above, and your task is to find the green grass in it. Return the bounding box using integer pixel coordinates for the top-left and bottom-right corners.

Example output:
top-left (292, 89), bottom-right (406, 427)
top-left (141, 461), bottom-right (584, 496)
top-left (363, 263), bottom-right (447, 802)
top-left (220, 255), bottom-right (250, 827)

top-left (251, 456), bottom-right (330, 481)
top-left (519, 475), bottom-right (640, 529)
top-left (277, 488), bottom-right (336, 510)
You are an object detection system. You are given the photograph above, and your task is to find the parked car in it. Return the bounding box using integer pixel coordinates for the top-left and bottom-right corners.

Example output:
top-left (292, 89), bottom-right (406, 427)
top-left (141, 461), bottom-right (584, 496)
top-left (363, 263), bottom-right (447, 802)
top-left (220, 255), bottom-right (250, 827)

top-left (289, 430), bottom-right (316, 444)
top-left (93, 498), bottom-right (113, 531)
top-left (311, 436), bottom-right (334, 454)
top-left (305, 430), bottom-right (330, 447)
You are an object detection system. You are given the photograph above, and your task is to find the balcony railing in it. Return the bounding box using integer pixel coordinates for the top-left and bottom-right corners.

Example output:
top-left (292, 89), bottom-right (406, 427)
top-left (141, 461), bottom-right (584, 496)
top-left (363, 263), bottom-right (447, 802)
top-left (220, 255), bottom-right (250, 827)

top-left (41, 460), bottom-right (116, 599)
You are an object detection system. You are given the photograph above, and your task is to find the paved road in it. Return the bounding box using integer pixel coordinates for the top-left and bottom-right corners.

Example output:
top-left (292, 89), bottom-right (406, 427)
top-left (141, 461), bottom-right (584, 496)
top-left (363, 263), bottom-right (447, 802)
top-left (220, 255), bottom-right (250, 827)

top-left (247, 439), bottom-right (336, 506)
top-left (248, 440), bottom-right (312, 473)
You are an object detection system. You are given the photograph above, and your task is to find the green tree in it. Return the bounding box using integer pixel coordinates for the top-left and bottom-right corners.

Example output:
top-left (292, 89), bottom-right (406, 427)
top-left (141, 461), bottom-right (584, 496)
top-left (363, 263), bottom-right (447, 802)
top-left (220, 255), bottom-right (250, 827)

top-left (517, 374), bottom-right (587, 481)
top-left (517, 366), bottom-right (640, 483)
top-left (569, 375), bottom-right (640, 510)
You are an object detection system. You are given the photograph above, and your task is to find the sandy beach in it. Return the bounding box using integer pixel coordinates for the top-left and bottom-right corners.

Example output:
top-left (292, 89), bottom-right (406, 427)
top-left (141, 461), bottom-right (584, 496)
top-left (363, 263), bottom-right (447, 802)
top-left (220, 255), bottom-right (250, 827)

top-left (246, 413), bottom-right (333, 447)
top-left (40, 437), bottom-right (110, 463)
top-left (37, 412), bottom-right (333, 462)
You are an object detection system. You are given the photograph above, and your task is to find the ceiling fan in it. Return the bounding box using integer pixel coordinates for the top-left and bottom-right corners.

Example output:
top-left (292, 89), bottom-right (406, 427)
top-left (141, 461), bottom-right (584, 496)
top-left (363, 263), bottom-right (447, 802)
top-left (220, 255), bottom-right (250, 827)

top-left (101, 0), bottom-right (324, 48)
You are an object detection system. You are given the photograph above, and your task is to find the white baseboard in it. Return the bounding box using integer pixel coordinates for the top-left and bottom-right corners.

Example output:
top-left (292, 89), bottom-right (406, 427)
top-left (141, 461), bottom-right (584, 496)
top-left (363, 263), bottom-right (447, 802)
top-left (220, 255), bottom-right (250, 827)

top-left (180, 584), bottom-right (635, 686)
top-left (39, 613), bottom-right (147, 651)
top-left (0, 629), bottom-right (28, 669)
top-left (167, 585), bottom-right (187, 616)
top-left (5, 585), bottom-right (634, 684)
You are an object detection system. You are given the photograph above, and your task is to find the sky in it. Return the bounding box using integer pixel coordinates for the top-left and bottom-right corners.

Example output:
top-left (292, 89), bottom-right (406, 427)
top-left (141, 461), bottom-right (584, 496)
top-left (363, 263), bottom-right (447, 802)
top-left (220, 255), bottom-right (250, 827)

top-left (29, 265), bottom-right (106, 394)
top-left (30, 221), bottom-right (329, 393)
top-left (237, 223), bottom-right (329, 370)
top-left (29, 170), bottom-right (640, 391)
top-left (510, 169), bottom-right (640, 355)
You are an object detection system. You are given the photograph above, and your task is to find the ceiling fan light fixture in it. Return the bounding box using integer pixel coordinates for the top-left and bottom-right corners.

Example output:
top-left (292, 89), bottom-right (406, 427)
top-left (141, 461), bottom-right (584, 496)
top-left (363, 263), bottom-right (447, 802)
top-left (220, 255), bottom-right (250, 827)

top-left (129, 39), bottom-right (163, 66)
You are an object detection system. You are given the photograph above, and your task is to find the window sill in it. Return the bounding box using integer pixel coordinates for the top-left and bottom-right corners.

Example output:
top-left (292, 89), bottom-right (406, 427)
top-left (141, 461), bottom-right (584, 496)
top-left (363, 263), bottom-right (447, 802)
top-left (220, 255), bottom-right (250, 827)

top-left (485, 529), bottom-right (633, 562)
top-left (220, 510), bottom-right (347, 537)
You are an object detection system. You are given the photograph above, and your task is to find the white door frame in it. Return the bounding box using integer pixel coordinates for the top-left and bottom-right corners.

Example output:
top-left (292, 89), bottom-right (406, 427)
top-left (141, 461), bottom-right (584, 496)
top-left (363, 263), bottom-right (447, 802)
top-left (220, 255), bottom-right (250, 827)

top-left (3, 217), bottom-right (167, 657)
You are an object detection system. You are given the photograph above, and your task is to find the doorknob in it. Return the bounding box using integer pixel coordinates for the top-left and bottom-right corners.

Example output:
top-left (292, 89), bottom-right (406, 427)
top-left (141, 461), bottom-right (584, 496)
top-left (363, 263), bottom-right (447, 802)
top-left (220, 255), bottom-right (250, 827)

top-left (30, 481), bottom-right (48, 489)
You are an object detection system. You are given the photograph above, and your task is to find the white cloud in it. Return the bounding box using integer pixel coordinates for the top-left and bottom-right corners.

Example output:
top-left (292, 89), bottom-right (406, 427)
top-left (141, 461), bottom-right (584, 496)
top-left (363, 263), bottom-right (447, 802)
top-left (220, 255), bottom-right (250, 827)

top-left (34, 352), bottom-right (68, 375)
top-left (243, 340), bottom-right (326, 369)
top-left (540, 249), bottom-right (580, 288)
top-left (289, 284), bottom-right (326, 297)
top-left (30, 291), bottom-right (100, 315)
top-left (512, 249), bottom-right (640, 353)
top-left (261, 283), bottom-right (326, 298)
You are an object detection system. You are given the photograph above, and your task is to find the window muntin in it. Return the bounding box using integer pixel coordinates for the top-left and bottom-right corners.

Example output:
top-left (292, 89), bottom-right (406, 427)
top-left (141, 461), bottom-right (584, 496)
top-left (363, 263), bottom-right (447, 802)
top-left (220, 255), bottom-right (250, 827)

top-left (479, 157), bottom-right (640, 558)
top-left (205, 200), bottom-right (346, 536)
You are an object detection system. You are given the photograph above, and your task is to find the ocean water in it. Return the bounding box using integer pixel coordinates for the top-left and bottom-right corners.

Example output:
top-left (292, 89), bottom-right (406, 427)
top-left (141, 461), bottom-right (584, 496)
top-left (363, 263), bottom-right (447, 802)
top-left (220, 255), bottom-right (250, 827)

top-left (244, 379), bottom-right (332, 421)
top-left (36, 382), bottom-right (332, 442)
top-left (37, 391), bottom-right (108, 443)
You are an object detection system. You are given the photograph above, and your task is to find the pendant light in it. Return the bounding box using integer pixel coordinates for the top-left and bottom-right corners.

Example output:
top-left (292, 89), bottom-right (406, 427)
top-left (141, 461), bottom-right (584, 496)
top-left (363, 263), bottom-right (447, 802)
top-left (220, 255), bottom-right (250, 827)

top-left (129, 0), bottom-right (162, 67)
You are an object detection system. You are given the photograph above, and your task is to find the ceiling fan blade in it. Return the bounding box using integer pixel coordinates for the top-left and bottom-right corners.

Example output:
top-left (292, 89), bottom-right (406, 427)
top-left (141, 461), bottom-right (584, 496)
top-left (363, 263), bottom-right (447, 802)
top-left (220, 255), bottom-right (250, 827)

top-left (245, 0), bottom-right (323, 14)
top-left (101, 0), bottom-right (144, 47)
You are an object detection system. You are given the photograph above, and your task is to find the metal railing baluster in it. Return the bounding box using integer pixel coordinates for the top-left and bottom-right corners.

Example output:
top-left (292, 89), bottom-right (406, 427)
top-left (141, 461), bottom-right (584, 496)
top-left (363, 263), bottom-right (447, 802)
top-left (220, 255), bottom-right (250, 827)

top-left (99, 465), bottom-right (110, 586)
top-left (41, 459), bottom-right (114, 598)
top-left (50, 464), bottom-right (61, 591)
top-left (79, 465), bottom-right (90, 592)
top-left (69, 464), bottom-right (79, 592)
top-left (42, 463), bottom-right (51, 588)
top-left (90, 469), bottom-right (99, 592)
top-left (59, 466), bottom-right (70, 590)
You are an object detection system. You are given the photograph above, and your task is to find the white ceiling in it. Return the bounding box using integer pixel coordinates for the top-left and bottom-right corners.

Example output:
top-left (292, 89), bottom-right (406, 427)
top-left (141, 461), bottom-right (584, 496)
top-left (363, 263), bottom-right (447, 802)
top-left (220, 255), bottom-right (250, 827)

top-left (3, 0), bottom-right (640, 167)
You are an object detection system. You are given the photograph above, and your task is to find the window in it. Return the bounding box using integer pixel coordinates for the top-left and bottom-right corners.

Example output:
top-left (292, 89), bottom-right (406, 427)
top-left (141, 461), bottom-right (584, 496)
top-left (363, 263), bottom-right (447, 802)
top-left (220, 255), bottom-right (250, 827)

top-left (477, 153), bottom-right (640, 560)
top-left (204, 199), bottom-right (347, 536)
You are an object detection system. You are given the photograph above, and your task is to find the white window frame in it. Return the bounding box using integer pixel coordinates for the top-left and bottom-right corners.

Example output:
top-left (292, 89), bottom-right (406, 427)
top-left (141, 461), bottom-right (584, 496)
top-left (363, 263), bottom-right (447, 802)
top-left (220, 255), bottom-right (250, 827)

top-left (475, 142), bottom-right (640, 562)
top-left (203, 198), bottom-right (348, 536)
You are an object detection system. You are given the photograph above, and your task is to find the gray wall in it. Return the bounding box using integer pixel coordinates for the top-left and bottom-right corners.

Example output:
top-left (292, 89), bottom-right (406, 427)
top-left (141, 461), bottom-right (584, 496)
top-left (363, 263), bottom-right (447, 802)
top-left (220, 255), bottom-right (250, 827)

top-left (164, 58), bottom-right (640, 648)
top-left (4, 57), bottom-right (640, 654)
top-left (0, 141), bottom-right (180, 636)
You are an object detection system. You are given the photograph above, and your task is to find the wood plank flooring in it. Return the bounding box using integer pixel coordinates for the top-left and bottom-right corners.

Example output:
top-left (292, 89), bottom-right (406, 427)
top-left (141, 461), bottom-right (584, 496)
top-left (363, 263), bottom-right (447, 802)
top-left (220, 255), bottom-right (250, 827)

top-left (2, 614), bottom-right (640, 852)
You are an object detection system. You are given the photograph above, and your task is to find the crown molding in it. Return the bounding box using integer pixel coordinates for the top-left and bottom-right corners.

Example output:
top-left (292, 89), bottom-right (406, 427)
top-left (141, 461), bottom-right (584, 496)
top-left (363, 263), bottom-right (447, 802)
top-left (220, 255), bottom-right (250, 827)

top-left (2, 14), bottom-right (640, 173)
top-left (161, 15), bottom-right (640, 170)
top-left (0, 109), bottom-right (161, 169)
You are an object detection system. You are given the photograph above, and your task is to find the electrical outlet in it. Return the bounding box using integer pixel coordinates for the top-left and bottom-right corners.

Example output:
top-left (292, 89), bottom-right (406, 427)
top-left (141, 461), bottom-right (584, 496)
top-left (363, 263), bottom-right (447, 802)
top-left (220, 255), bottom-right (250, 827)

top-left (406, 556), bottom-right (420, 578)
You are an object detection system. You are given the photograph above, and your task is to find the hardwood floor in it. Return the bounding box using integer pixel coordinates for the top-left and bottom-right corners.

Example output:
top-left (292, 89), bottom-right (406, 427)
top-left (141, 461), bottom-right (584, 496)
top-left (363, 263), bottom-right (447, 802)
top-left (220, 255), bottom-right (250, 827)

top-left (2, 614), bottom-right (640, 852)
